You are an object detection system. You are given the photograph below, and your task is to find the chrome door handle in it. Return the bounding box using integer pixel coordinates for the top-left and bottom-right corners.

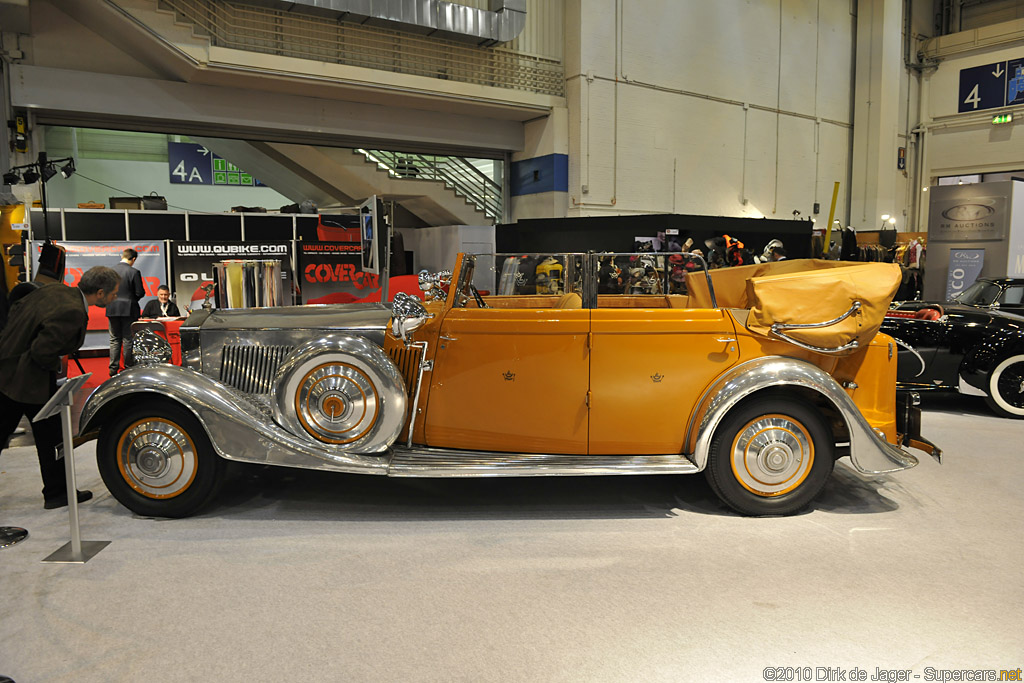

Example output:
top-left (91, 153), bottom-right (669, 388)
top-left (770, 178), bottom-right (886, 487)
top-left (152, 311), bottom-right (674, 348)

top-left (716, 337), bottom-right (736, 343)
top-left (439, 335), bottom-right (458, 341)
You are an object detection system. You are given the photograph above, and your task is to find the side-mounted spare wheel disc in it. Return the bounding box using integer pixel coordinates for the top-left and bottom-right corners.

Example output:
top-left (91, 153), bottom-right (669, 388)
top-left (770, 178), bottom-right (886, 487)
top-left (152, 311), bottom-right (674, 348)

top-left (273, 336), bottom-right (407, 452)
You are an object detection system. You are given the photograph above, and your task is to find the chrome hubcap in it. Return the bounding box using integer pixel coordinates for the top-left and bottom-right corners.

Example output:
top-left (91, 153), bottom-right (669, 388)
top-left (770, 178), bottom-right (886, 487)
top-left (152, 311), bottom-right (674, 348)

top-left (731, 416), bottom-right (814, 497)
top-left (295, 362), bottom-right (379, 444)
top-left (136, 445), bottom-right (170, 477)
top-left (117, 419), bottom-right (197, 499)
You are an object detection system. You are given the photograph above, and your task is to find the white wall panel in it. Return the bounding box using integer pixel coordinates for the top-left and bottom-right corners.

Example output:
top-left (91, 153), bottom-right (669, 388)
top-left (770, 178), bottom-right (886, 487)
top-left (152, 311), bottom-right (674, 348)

top-left (564, 0), bottom-right (856, 223)
top-left (928, 123), bottom-right (1024, 175)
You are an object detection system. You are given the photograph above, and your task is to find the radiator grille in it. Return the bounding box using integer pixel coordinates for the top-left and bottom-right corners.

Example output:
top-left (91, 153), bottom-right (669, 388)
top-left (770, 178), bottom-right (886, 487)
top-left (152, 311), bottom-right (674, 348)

top-left (387, 345), bottom-right (423, 398)
top-left (220, 344), bottom-right (294, 394)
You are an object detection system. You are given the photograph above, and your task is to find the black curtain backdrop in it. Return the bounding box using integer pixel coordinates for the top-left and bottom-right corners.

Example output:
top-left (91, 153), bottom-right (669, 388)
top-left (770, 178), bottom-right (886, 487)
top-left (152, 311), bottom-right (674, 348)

top-left (496, 214), bottom-right (814, 259)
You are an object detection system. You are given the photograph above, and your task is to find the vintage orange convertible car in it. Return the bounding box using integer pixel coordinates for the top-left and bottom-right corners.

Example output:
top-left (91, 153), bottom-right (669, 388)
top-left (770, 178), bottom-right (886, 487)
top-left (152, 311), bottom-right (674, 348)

top-left (79, 252), bottom-right (940, 518)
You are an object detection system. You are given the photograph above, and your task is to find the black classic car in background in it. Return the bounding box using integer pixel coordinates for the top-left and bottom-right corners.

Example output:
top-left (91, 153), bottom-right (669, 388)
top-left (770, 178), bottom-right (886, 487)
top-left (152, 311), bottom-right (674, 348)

top-left (949, 277), bottom-right (1024, 315)
top-left (882, 280), bottom-right (1024, 418)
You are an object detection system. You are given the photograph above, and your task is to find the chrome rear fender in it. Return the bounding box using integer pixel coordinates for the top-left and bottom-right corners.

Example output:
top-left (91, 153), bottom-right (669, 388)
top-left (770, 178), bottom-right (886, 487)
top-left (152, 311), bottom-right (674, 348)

top-left (688, 356), bottom-right (919, 475)
top-left (79, 365), bottom-right (389, 475)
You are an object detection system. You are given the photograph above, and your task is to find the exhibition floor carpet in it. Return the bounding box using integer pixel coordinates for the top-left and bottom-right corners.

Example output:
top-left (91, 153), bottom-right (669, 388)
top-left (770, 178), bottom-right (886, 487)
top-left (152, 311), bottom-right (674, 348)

top-left (1, 394), bottom-right (1021, 682)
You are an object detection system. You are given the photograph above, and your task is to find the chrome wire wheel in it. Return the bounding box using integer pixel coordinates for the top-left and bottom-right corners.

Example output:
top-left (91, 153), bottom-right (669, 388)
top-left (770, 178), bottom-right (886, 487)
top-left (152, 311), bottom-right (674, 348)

top-left (730, 414), bottom-right (814, 497)
top-left (116, 417), bottom-right (198, 499)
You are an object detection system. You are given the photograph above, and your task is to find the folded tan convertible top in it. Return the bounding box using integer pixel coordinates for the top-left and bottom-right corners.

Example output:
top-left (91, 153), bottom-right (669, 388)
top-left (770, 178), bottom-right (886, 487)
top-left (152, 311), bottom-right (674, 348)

top-left (687, 259), bottom-right (902, 354)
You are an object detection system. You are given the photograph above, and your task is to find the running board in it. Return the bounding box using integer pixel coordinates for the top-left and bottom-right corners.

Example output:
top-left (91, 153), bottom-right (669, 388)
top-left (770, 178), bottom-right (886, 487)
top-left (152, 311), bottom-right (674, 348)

top-left (387, 447), bottom-right (700, 477)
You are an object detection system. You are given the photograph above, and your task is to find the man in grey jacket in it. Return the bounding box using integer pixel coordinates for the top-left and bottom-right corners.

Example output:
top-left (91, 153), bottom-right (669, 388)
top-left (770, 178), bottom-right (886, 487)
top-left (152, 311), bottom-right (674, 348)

top-left (0, 266), bottom-right (119, 508)
top-left (106, 248), bottom-right (146, 376)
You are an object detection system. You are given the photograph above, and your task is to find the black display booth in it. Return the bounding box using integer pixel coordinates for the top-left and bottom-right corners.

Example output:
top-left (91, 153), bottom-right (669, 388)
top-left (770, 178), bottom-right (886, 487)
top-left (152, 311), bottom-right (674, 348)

top-left (497, 214), bottom-right (814, 259)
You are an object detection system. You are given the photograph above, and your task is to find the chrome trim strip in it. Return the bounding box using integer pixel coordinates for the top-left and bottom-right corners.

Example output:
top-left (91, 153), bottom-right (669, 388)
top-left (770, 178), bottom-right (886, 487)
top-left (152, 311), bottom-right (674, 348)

top-left (79, 365), bottom-right (389, 475)
top-left (769, 301), bottom-right (862, 354)
top-left (388, 447), bottom-right (700, 477)
top-left (769, 334), bottom-right (859, 355)
top-left (406, 340), bottom-right (431, 448)
top-left (958, 374), bottom-right (987, 397)
top-left (688, 356), bottom-right (919, 475)
top-left (893, 337), bottom-right (926, 378)
top-left (772, 301), bottom-right (862, 330)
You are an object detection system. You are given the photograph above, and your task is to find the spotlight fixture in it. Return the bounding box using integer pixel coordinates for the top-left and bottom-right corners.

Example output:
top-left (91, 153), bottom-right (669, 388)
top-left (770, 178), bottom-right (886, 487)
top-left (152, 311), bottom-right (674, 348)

top-left (40, 163), bottom-right (57, 182)
top-left (3, 170), bottom-right (20, 185)
top-left (60, 159), bottom-right (75, 179)
top-left (21, 167), bottom-right (39, 184)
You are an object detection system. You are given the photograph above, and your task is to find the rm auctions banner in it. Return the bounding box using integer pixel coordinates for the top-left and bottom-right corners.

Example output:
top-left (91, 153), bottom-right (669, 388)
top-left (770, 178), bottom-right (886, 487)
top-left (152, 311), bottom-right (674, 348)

top-left (29, 240), bottom-right (167, 349)
top-left (298, 242), bottom-right (381, 304)
top-left (170, 241), bottom-right (293, 311)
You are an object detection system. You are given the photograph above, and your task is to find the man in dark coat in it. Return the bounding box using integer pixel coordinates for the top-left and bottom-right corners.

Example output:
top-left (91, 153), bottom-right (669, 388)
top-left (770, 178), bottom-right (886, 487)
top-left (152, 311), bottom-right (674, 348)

top-left (141, 284), bottom-right (181, 318)
top-left (0, 266), bottom-right (119, 509)
top-left (106, 247), bottom-right (146, 376)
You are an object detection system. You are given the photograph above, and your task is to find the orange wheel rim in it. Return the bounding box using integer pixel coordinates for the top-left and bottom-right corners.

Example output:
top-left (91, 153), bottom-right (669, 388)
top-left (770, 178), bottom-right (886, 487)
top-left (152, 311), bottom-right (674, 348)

top-left (116, 417), bottom-right (198, 499)
top-left (729, 414), bottom-right (814, 497)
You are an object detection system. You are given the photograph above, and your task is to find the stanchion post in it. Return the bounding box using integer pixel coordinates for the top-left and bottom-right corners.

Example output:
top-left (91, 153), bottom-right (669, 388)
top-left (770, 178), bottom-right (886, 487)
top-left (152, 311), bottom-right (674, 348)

top-left (34, 373), bottom-right (110, 564)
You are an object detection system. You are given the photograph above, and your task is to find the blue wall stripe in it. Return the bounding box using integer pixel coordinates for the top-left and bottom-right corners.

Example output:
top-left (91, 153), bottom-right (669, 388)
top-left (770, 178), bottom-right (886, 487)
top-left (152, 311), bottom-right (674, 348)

top-left (510, 153), bottom-right (568, 196)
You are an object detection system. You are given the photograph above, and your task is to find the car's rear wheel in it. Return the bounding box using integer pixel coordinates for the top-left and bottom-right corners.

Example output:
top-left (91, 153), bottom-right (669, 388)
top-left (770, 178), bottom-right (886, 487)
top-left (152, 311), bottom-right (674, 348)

top-left (984, 354), bottom-right (1024, 418)
top-left (705, 396), bottom-right (834, 515)
top-left (97, 399), bottom-right (225, 518)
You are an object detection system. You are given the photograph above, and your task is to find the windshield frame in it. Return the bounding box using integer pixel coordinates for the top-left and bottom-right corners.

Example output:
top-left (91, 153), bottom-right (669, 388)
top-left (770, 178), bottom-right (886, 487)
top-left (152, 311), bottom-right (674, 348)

top-left (952, 280), bottom-right (1000, 306)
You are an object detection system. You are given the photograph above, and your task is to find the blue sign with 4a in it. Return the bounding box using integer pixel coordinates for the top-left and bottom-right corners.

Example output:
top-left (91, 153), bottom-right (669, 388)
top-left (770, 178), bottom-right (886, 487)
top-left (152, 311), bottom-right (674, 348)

top-left (168, 142), bottom-right (213, 184)
top-left (958, 62), bottom-right (1008, 113)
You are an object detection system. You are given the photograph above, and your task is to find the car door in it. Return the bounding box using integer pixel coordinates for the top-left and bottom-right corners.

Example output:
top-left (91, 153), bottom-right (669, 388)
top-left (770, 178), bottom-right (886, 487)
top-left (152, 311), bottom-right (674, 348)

top-left (588, 307), bottom-right (740, 454)
top-left (425, 306), bottom-right (590, 454)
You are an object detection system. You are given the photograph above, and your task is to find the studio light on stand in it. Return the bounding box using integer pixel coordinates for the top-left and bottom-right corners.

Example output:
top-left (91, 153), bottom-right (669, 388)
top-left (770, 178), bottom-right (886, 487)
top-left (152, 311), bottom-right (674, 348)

top-left (3, 152), bottom-right (76, 242)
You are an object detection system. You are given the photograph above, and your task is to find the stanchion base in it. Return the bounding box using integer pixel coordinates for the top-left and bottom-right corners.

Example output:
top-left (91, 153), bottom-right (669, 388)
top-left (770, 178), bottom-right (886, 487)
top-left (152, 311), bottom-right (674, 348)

top-left (42, 540), bottom-right (110, 564)
top-left (0, 527), bottom-right (29, 549)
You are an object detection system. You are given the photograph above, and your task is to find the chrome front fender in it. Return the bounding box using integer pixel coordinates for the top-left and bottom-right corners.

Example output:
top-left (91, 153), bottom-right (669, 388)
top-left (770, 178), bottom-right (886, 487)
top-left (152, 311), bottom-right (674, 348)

top-left (79, 365), bottom-right (389, 475)
top-left (688, 356), bottom-right (919, 475)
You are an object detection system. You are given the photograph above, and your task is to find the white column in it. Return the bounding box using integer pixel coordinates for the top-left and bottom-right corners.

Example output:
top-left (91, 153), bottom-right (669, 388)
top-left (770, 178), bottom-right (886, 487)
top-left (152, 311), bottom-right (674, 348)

top-left (850, 0), bottom-right (904, 230)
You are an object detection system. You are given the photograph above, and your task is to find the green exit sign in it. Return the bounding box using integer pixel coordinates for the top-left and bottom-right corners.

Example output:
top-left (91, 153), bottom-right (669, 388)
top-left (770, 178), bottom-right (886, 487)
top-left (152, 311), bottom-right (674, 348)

top-left (992, 113), bottom-right (1014, 124)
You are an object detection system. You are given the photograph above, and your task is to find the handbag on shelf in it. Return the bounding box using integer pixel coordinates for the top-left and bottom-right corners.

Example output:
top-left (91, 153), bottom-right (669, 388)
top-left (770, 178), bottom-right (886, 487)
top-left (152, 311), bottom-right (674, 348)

top-left (142, 191), bottom-right (168, 211)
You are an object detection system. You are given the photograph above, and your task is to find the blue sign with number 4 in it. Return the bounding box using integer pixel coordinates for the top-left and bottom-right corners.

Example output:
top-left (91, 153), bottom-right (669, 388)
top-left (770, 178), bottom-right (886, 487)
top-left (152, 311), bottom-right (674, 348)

top-left (958, 62), bottom-right (1008, 113)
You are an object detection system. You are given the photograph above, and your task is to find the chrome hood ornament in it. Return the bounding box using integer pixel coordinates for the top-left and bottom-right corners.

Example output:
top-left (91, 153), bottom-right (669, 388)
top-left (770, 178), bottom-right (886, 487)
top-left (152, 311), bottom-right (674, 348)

top-left (391, 292), bottom-right (433, 345)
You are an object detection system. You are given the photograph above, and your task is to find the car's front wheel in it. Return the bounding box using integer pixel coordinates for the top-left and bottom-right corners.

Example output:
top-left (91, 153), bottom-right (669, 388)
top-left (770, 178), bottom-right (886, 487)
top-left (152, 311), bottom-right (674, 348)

top-left (97, 399), bottom-right (225, 518)
top-left (705, 396), bottom-right (834, 515)
top-left (984, 354), bottom-right (1024, 419)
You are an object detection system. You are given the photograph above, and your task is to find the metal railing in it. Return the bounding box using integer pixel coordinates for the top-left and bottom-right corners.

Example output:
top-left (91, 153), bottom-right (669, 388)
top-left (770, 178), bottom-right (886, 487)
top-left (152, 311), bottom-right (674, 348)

top-left (157, 0), bottom-right (564, 97)
top-left (358, 149), bottom-right (503, 221)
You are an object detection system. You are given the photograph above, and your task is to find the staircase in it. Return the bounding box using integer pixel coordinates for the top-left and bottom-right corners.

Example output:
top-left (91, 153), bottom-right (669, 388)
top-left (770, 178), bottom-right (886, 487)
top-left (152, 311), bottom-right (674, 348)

top-left (356, 150), bottom-right (503, 222)
top-left (188, 138), bottom-right (496, 226)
